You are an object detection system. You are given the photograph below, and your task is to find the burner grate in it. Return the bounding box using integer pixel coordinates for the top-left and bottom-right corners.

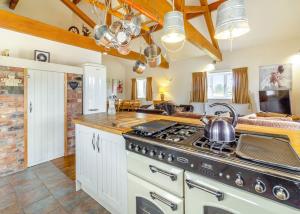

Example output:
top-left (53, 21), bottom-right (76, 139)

top-left (193, 133), bottom-right (240, 156)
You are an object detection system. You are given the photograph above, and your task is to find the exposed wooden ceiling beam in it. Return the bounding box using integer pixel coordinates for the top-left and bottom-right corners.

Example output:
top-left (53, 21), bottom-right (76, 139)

top-left (9, 0), bottom-right (19, 10)
top-left (142, 31), bottom-right (169, 69)
top-left (0, 10), bottom-right (171, 68)
top-left (61, 0), bottom-right (95, 28)
top-left (183, 6), bottom-right (206, 14)
top-left (73, 0), bottom-right (81, 4)
top-left (185, 0), bottom-right (226, 20)
top-left (119, 0), bottom-right (222, 61)
top-left (200, 0), bottom-right (219, 50)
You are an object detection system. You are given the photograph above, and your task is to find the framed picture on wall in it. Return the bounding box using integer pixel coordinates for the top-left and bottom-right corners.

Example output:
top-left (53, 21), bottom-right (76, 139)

top-left (259, 64), bottom-right (292, 90)
top-left (34, 50), bottom-right (50, 62)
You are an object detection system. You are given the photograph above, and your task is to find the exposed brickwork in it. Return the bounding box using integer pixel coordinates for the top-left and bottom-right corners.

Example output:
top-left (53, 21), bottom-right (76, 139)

top-left (0, 66), bottom-right (25, 177)
top-left (66, 74), bottom-right (83, 155)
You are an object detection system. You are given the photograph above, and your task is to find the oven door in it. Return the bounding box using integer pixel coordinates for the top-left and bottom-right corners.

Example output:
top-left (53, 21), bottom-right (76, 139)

top-left (128, 173), bottom-right (184, 214)
top-left (185, 171), bottom-right (299, 214)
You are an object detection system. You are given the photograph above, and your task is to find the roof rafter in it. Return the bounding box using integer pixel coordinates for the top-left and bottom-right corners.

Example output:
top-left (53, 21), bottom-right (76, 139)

top-left (119, 0), bottom-right (222, 61)
top-left (185, 0), bottom-right (225, 20)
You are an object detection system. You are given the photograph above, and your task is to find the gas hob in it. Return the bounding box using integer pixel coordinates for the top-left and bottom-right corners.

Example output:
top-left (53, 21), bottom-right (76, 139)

top-left (123, 120), bottom-right (300, 209)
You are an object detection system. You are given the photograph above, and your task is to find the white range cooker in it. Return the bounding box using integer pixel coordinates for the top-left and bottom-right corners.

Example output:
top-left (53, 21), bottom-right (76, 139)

top-left (123, 120), bottom-right (300, 214)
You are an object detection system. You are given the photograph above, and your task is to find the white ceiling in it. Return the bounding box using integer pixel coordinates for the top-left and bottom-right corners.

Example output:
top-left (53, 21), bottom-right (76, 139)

top-left (2, 0), bottom-right (300, 61)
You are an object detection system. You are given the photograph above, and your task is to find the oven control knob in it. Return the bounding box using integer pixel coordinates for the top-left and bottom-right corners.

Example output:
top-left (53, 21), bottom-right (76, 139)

top-left (235, 175), bottom-right (244, 187)
top-left (141, 147), bottom-right (147, 154)
top-left (167, 155), bottom-right (174, 162)
top-left (273, 186), bottom-right (290, 201)
top-left (158, 152), bottom-right (164, 160)
top-left (128, 143), bottom-right (134, 150)
top-left (134, 145), bottom-right (140, 152)
top-left (255, 180), bottom-right (266, 193)
top-left (149, 150), bottom-right (155, 157)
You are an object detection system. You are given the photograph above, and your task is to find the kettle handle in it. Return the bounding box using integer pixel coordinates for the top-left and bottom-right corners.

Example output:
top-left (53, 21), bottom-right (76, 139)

top-left (209, 103), bottom-right (238, 127)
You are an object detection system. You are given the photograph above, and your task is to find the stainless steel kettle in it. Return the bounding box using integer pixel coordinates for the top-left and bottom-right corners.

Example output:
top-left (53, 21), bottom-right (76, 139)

top-left (201, 103), bottom-right (238, 143)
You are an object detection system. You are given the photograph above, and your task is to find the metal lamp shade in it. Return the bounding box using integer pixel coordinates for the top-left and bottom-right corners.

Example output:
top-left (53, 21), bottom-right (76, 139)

top-left (215, 0), bottom-right (250, 40)
top-left (161, 11), bottom-right (185, 52)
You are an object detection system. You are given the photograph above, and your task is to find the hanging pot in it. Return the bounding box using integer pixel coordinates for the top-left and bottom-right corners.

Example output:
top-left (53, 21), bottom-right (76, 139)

top-left (133, 60), bottom-right (146, 74)
top-left (144, 44), bottom-right (161, 67)
top-left (117, 44), bottom-right (131, 55)
top-left (109, 21), bottom-right (132, 47)
top-left (124, 13), bottom-right (141, 37)
top-left (94, 24), bottom-right (116, 47)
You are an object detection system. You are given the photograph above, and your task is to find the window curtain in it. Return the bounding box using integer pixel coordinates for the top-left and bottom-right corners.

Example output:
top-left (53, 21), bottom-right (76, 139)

top-left (131, 78), bottom-right (137, 100)
top-left (146, 77), bottom-right (153, 101)
top-left (192, 72), bottom-right (207, 102)
top-left (232, 67), bottom-right (250, 104)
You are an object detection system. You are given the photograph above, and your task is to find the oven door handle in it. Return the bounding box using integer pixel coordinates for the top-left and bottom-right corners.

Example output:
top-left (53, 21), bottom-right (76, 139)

top-left (186, 179), bottom-right (224, 201)
top-left (150, 192), bottom-right (178, 211)
top-left (149, 165), bottom-right (177, 181)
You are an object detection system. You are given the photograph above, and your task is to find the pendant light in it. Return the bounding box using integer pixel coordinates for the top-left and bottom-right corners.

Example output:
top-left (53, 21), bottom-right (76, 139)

top-left (215, 0), bottom-right (250, 40)
top-left (161, 0), bottom-right (185, 52)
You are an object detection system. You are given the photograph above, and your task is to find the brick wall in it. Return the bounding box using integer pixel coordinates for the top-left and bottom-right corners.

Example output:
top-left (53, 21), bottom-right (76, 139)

top-left (0, 66), bottom-right (25, 177)
top-left (66, 74), bottom-right (83, 155)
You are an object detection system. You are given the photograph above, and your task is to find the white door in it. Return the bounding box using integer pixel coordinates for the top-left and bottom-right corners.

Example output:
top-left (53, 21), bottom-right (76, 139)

top-left (27, 69), bottom-right (64, 166)
top-left (98, 131), bottom-right (127, 214)
top-left (83, 65), bottom-right (107, 115)
top-left (76, 125), bottom-right (98, 199)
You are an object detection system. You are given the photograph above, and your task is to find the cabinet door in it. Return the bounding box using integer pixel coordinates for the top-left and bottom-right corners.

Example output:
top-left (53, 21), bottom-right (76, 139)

top-left (76, 125), bottom-right (98, 198)
top-left (98, 131), bottom-right (127, 214)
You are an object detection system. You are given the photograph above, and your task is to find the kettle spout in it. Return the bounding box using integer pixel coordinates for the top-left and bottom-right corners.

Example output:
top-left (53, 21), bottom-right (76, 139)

top-left (201, 116), bottom-right (210, 125)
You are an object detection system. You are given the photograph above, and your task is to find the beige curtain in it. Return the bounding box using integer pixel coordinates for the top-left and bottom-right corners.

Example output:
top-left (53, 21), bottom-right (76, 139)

top-left (131, 78), bottom-right (137, 100)
top-left (146, 77), bottom-right (153, 101)
top-left (192, 72), bottom-right (207, 102)
top-left (232, 67), bottom-right (250, 104)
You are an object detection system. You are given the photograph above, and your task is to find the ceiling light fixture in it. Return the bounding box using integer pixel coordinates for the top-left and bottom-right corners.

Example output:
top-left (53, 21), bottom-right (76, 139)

top-left (161, 0), bottom-right (185, 52)
top-left (215, 0), bottom-right (250, 50)
top-left (205, 60), bottom-right (216, 72)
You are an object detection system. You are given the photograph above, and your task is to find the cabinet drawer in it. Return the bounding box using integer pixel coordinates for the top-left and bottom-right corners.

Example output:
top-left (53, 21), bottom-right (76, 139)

top-left (127, 152), bottom-right (184, 197)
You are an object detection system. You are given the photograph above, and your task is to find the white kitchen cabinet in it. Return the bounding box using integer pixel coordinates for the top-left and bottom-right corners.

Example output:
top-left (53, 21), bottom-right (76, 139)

top-left (76, 125), bottom-right (127, 214)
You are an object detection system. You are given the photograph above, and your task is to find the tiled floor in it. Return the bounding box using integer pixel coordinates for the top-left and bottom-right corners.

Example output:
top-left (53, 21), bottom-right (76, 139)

top-left (0, 162), bottom-right (110, 214)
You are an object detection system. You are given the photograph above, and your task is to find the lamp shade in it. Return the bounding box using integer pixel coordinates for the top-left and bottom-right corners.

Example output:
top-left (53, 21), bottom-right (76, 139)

top-left (215, 0), bottom-right (250, 40)
top-left (161, 11), bottom-right (185, 52)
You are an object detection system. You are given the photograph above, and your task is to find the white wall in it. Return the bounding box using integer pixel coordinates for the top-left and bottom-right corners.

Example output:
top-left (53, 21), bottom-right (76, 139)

top-left (0, 28), bottom-right (101, 66)
top-left (102, 55), bottom-right (126, 99)
top-left (124, 38), bottom-right (300, 115)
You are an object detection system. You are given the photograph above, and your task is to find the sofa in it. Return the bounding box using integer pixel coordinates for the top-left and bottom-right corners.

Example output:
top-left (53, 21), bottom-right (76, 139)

top-left (136, 102), bottom-right (195, 116)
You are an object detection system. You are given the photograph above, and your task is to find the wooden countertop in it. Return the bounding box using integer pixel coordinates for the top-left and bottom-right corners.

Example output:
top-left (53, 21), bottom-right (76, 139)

top-left (73, 112), bottom-right (300, 155)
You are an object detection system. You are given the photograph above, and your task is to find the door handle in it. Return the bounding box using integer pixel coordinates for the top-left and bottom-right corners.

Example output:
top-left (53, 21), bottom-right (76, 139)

top-left (185, 179), bottom-right (224, 201)
top-left (88, 108), bottom-right (99, 112)
top-left (92, 133), bottom-right (96, 151)
top-left (149, 165), bottom-right (177, 181)
top-left (96, 134), bottom-right (100, 153)
top-left (29, 102), bottom-right (33, 113)
top-left (150, 192), bottom-right (177, 211)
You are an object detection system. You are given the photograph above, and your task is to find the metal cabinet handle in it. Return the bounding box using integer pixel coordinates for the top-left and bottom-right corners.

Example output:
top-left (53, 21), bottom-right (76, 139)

top-left (92, 133), bottom-right (96, 151)
top-left (186, 179), bottom-right (224, 201)
top-left (149, 165), bottom-right (177, 181)
top-left (150, 192), bottom-right (177, 211)
top-left (29, 102), bottom-right (33, 113)
top-left (88, 108), bottom-right (99, 112)
top-left (96, 134), bottom-right (100, 153)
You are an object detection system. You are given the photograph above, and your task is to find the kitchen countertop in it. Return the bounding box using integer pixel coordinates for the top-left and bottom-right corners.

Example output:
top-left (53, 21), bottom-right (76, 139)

top-left (73, 112), bottom-right (300, 156)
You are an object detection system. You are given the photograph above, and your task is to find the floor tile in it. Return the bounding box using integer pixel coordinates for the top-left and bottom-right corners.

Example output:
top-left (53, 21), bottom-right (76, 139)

top-left (23, 196), bottom-right (60, 214)
top-left (0, 203), bottom-right (24, 214)
top-left (48, 180), bottom-right (75, 199)
top-left (0, 192), bottom-right (17, 210)
top-left (16, 185), bottom-right (50, 207)
top-left (71, 197), bottom-right (109, 214)
top-left (0, 176), bottom-right (10, 188)
top-left (58, 190), bottom-right (89, 212)
top-left (47, 206), bottom-right (69, 214)
top-left (9, 171), bottom-right (37, 186)
top-left (0, 183), bottom-right (15, 198)
top-left (35, 166), bottom-right (65, 181)
top-left (43, 173), bottom-right (70, 189)
top-left (14, 178), bottom-right (43, 193)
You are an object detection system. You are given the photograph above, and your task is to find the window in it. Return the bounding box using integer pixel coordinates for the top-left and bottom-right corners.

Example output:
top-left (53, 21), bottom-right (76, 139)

top-left (137, 79), bottom-right (146, 99)
top-left (207, 71), bottom-right (233, 99)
